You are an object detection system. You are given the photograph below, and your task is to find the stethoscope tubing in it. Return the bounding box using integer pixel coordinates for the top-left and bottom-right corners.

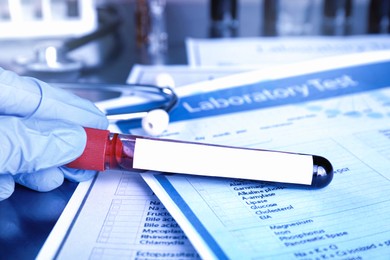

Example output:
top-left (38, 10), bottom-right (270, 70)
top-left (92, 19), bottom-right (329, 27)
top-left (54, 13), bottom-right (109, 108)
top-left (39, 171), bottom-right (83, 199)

top-left (106, 84), bottom-right (178, 121)
top-left (55, 82), bottom-right (178, 122)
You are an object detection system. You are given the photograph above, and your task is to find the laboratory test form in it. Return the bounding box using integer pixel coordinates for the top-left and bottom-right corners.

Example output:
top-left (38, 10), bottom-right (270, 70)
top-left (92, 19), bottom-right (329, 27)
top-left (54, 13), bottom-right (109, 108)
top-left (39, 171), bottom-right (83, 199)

top-left (39, 50), bottom-right (390, 259)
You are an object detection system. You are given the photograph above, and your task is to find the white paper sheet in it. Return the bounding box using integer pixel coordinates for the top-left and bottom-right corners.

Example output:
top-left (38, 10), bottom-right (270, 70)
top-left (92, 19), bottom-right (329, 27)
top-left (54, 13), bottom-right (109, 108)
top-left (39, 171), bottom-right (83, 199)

top-left (128, 65), bottom-right (249, 87)
top-left (186, 36), bottom-right (390, 68)
top-left (37, 171), bottom-right (200, 259)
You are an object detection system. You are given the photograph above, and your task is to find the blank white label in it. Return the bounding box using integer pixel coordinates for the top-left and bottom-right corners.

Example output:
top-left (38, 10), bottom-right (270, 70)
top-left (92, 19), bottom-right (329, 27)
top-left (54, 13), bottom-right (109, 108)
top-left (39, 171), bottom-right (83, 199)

top-left (133, 138), bottom-right (313, 185)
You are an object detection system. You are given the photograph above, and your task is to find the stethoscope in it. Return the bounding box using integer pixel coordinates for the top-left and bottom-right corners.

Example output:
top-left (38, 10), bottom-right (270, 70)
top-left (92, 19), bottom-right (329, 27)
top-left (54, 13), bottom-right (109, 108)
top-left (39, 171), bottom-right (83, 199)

top-left (106, 83), bottom-right (178, 136)
top-left (56, 82), bottom-right (178, 136)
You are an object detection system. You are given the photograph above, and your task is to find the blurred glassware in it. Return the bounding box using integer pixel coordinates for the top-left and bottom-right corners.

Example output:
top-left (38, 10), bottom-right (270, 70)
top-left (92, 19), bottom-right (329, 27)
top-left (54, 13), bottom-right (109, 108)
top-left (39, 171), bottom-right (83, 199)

top-left (322, 0), bottom-right (353, 35)
top-left (368, 0), bottom-right (390, 34)
top-left (262, 0), bottom-right (320, 36)
top-left (135, 0), bottom-right (168, 54)
top-left (209, 0), bottom-right (238, 38)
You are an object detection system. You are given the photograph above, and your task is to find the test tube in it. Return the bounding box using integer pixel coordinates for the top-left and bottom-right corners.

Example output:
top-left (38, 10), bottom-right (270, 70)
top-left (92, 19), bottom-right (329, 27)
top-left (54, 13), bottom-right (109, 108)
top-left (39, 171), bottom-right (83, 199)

top-left (262, 0), bottom-right (278, 36)
top-left (368, 0), bottom-right (390, 34)
top-left (148, 0), bottom-right (168, 53)
top-left (322, 0), bottom-right (352, 35)
top-left (135, 0), bottom-right (151, 47)
top-left (135, 0), bottom-right (167, 53)
top-left (209, 0), bottom-right (238, 37)
top-left (68, 128), bottom-right (334, 188)
top-left (262, 0), bottom-right (318, 36)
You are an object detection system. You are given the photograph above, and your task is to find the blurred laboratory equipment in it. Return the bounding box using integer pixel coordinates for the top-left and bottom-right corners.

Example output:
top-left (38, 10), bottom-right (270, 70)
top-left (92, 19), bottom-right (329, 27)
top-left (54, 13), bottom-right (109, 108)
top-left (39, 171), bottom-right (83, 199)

top-left (322, 0), bottom-right (352, 35)
top-left (260, 0), bottom-right (387, 36)
top-left (16, 11), bottom-right (121, 79)
top-left (0, 0), bottom-right (96, 38)
top-left (1, 3), bottom-right (122, 82)
top-left (209, 0), bottom-right (239, 37)
top-left (135, 0), bottom-right (168, 63)
top-left (262, 0), bottom-right (321, 36)
top-left (368, 0), bottom-right (390, 33)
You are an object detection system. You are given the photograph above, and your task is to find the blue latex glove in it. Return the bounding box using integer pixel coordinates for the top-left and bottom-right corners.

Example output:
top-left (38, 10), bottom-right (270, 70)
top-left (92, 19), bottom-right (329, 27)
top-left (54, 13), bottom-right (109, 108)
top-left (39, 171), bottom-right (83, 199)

top-left (0, 68), bottom-right (108, 200)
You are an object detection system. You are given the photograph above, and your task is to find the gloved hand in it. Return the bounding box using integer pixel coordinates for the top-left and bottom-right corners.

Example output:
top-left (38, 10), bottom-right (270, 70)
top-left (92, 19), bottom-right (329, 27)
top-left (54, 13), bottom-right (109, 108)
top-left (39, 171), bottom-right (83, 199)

top-left (0, 67), bottom-right (108, 201)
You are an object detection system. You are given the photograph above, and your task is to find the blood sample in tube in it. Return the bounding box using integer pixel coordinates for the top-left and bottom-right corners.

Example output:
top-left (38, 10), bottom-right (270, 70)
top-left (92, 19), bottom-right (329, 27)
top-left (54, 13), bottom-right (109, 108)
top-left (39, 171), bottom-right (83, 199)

top-left (67, 128), bottom-right (333, 188)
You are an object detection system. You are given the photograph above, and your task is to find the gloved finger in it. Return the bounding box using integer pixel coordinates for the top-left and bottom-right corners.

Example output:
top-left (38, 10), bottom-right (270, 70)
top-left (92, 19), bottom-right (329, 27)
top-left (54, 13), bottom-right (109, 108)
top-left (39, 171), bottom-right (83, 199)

top-left (0, 174), bottom-right (15, 201)
top-left (13, 168), bottom-right (64, 192)
top-left (0, 68), bottom-right (108, 129)
top-left (0, 117), bottom-right (86, 175)
top-left (0, 68), bottom-right (41, 117)
top-left (60, 167), bottom-right (97, 182)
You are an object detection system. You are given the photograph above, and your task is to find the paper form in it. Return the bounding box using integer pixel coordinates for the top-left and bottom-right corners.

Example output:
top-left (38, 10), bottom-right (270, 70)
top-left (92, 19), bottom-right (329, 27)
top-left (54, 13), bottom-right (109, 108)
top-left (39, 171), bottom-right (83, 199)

top-left (37, 171), bottom-right (200, 259)
top-left (127, 52), bottom-right (390, 259)
top-left (128, 65), bottom-right (248, 87)
top-left (38, 51), bottom-right (390, 259)
top-left (186, 36), bottom-right (390, 68)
